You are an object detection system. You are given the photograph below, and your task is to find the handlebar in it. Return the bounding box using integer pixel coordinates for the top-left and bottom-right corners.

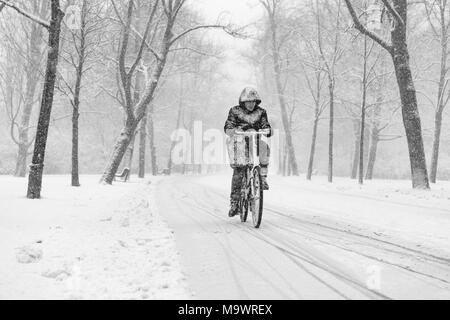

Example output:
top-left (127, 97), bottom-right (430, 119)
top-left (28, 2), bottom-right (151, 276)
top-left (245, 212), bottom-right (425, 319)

top-left (234, 130), bottom-right (270, 136)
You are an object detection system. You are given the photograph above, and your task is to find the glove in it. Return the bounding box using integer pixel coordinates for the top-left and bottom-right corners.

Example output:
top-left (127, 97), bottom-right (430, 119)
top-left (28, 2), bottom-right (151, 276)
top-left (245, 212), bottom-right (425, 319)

top-left (225, 128), bottom-right (237, 137)
top-left (259, 128), bottom-right (271, 137)
top-left (239, 124), bottom-right (254, 131)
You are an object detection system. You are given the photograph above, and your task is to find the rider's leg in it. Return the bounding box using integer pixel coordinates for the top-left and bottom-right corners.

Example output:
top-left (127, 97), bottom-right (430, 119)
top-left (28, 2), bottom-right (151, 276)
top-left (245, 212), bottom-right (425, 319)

top-left (229, 167), bottom-right (244, 217)
top-left (259, 141), bottom-right (270, 190)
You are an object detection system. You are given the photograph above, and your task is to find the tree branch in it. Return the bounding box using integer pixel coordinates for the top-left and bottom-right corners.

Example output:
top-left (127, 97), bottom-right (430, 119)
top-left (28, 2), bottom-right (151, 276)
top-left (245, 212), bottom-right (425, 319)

top-left (116, 0), bottom-right (134, 115)
top-left (128, 0), bottom-right (159, 78)
top-left (169, 24), bottom-right (244, 46)
top-left (380, 0), bottom-right (404, 26)
top-left (0, 0), bottom-right (50, 29)
top-left (344, 0), bottom-right (393, 54)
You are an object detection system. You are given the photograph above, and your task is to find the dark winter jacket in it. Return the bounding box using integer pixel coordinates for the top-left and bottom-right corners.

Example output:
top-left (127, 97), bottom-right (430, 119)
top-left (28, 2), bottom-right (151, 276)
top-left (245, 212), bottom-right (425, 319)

top-left (224, 105), bottom-right (272, 138)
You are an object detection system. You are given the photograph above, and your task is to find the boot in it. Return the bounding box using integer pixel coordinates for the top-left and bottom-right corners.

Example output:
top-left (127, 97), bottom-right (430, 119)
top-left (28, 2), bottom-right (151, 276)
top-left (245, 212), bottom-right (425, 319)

top-left (228, 199), bottom-right (239, 217)
top-left (261, 176), bottom-right (269, 190)
top-left (260, 166), bottom-right (269, 190)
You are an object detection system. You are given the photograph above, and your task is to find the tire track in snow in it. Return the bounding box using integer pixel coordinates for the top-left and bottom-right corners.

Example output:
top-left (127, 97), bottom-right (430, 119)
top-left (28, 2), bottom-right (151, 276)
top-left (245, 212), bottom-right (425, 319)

top-left (174, 179), bottom-right (384, 299)
top-left (267, 207), bottom-right (450, 265)
top-left (266, 214), bottom-right (450, 286)
top-left (197, 181), bottom-right (450, 284)
top-left (164, 183), bottom-right (250, 299)
top-left (157, 176), bottom-right (450, 299)
top-left (203, 184), bottom-right (450, 293)
top-left (168, 183), bottom-right (304, 299)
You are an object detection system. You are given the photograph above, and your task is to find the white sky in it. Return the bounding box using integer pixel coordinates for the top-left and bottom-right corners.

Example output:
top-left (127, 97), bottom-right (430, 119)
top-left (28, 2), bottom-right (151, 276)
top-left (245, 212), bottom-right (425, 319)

top-left (191, 0), bottom-right (262, 26)
top-left (190, 0), bottom-right (265, 94)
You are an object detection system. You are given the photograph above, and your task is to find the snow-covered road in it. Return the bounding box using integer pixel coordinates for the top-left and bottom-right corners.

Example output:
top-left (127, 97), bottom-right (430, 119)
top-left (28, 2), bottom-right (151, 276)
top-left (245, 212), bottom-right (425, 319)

top-left (156, 175), bottom-right (450, 300)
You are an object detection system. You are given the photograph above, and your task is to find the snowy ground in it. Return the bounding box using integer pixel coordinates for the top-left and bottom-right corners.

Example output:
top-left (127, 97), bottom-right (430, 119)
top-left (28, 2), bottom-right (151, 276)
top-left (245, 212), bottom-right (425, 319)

top-left (156, 172), bottom-right (450, 300)
top-left (0, 175), bottom-right (189, 299)
top-left (2, 172), bottom-right (450, 300)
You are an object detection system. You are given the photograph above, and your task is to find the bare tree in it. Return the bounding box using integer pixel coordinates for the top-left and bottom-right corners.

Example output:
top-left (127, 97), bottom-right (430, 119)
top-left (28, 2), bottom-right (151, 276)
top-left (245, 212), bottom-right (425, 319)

top-left (298, 12), bottom-right (328, 180)
top-left (345, 0), bottom-right (430, 189)
top-left (100, 0), bottom-right (241, 184)
top-left (358, 33), bottom-right (373, 184)
top-left (365, 48), bottom-right (394, 179)
top-left (422, 0), bottom-right (450, 183)
top-left (1, 0), bottom-right (65, 198)
top-left (260, 0), bottom-right (299, 176)
top-left (57, 0), bottom-right (104, 186)
top-left (315, 0), bottom-right (344, 183)
top-left (0, 1), bottom-right (47, 177)
top-left (167, 73), bottom-right (186, 175)
top-left (147, 104), bottom-right (158, 175)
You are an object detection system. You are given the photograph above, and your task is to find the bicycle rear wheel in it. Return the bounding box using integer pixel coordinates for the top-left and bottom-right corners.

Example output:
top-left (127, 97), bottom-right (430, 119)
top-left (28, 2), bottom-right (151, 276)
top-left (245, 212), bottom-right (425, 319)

top-left (250, 167), bottom-right (263, 228)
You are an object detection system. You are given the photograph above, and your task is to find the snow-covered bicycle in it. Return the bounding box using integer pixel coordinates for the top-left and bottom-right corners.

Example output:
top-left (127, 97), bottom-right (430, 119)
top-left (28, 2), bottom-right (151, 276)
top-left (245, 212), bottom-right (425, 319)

top-left (229, 130), bottom-right (269, 228)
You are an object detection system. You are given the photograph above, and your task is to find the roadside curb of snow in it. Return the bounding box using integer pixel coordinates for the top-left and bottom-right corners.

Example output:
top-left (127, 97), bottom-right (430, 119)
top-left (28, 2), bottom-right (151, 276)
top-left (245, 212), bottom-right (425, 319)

top-left (144, 177), bottom-right (192, 299)
top-left (11, 177), bottom-right (191, 299)
top-left (87, 178), bottom-right (191, 299)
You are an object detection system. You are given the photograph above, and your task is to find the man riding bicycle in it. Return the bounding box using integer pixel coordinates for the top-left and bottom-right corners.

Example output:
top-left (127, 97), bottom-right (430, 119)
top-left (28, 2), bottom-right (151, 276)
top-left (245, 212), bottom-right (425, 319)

top-left (224, 87), bottom-right (272, 217)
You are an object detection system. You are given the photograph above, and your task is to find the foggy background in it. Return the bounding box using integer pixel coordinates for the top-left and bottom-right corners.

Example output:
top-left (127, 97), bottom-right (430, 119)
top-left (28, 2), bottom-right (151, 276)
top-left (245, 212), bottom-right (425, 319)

top-left (0, 0), bottom-right (449, 180)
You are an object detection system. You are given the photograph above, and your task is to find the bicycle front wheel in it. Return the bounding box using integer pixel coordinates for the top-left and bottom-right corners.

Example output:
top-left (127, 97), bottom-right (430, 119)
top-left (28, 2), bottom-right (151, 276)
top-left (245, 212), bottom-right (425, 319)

top-left (240, 170), bottom-right (248, 223)
top-left (250, 167), bottom-right (263, 228)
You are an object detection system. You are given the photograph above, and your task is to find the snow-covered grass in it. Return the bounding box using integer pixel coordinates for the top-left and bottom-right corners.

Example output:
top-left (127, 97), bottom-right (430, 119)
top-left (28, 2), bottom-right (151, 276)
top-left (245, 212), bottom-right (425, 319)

top-left (0, 175), bottom-right (189, 300)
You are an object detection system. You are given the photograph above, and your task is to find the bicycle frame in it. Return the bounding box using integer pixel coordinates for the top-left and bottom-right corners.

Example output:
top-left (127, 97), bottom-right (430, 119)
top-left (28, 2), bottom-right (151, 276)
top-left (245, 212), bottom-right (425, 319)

top-left (234, 130), bottom-right (267, 228)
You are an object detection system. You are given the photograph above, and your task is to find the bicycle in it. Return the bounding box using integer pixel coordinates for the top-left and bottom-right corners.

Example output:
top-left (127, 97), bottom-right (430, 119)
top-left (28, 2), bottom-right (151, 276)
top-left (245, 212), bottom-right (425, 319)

top-left (229, 130), bottom-right (269, 228)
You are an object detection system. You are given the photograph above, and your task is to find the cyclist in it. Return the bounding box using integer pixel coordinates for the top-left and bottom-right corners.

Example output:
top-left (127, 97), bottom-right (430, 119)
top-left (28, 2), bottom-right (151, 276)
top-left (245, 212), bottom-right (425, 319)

top-left (224, 87), bottom-right (272, 217)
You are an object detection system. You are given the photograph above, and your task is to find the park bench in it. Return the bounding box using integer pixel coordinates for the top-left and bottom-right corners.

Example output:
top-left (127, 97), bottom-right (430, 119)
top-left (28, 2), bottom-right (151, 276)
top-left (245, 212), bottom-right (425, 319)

top-left (114, 167), bottom-right (130, 182)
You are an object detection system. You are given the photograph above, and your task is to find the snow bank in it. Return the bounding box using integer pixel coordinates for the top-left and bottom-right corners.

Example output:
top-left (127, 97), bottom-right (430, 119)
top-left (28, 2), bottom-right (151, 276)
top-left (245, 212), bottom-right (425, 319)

top-left (0, 175), bottom-right (188, 299)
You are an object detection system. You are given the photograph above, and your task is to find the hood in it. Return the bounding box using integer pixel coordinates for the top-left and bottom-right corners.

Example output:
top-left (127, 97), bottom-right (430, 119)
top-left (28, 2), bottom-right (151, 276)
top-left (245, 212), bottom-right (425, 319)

top-left (238, 87), bottom-right (262, 106)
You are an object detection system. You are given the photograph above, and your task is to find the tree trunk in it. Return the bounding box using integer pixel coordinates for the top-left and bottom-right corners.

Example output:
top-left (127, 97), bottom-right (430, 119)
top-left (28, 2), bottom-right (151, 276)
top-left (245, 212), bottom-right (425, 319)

top-left (430, 111), bottom-right (443, 183)
top-left (359, 34), bottom-right (368, 185)
top-left (365, 90), bottom-right (382, 180)
top-left (282, 137), bottom-right (288, 176)
top-left (328, 81), bottom-right (334, 183)
top-left (125, 131), bottom-right (137, 180)
top-left (393, 63), bottom-right (429, 188)
top-left (138, 112), bottom-right (147, 178)
top-left (14, 12), bottom-right (44, 177)
top-left (273, 67), bottom-right (299, 176)
top-left (268, 14), bottom-right (299, 176)
top-left (168, 76), bottom-right (184, 175)
top-left (365, 124), bottom-right (379, 180)
top-left (277, 134), bottom-right (283, 175)
top-left (168, 94), bottom-right (184, 175)
top-left (71, 2), bottom-right (86, 187)
top-left (132, 0), bottom-right (147, 179)
top-left (390, 0), bottom-right (429, 189)
top-left (351, 120), bottom-right (360, 179)
top-left (27, 0), bottom-right (64, 199)
top-left (430, 18), bottom-right (448, 183)
top-left (71, 102), bottom-right (80, 187)
top-left (306, 117), bottom-right (319, 180)
top-left (148, 109), bottom-right (157, 175)
top-left (14, 144), bottom-right (29, 177)
top-left (359, 103), bottom-right (366, 185)
top-left (101, 120), bottom-right (138, 184)
top-left (15, 79), bottom-right (39, 177)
